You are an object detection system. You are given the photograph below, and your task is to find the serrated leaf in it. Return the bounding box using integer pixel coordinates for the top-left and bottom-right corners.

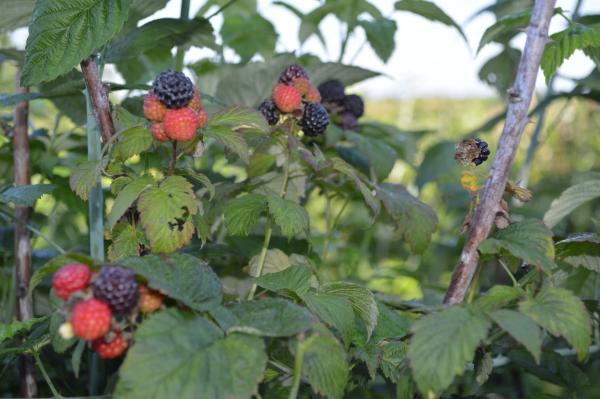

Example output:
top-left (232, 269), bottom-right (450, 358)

top-left (475, 285), bottom-right (524, 312)
top-left (302, 292), bottom-right (355, 346)
top-left (247, 248), bottom-right (290, 277)
top-left (223, 193), bottom-right (267, 236)
top-left (267, 194), bottom-right (309, 238)
top-left (22, 0), bottom-right (133, 86)
top-left (331, 158), bottom-right (380, 215)
top-left (519, 288), bottom-right (591, 361)
top-left (320, 282), bottom-right (378, 340)
top-left (307, 62), bottom-right (380, 86)
top-left (301, 328), bottom-right (349, 399)
top-left (408, 306), bottom-right (491, 396)
top-left (113, 126), bottom-right (153, 160)
top-left (477, 10), bottom-right (530, 52)
top-left (29, 253), bottom-right (94, 296)
top-left (479, 219), bottom-right (556, 272)
top-left (345, 130), bottom-right (397, 180)
top-left (208, 105), bottom-right (269, 134)
top-left (395, 0), bottom-right (467, 43)
top-left (108, 224), bottom-right (146, 261)
top-left (107, 176), bottom-right (154, 230)
top-left (0, 317), bottom-right (47, 343)
top-left (543, 179), bottom-right (600, 228)
top-left (119, 253), bottom-right (222, 311)
top-left (376, 183), bottom-right (438, 254)
top-left (221, 14), bottom-right (276, 62)
top-left (556, 233), bottom-right (600, 272)
top-left (115, 310), bottom-right (267, 399)
top-left (205, 126), bottom-right (250, 163)
top-left (0, 184), bottom-right (55, 206)
top-left (113, 104), bottom-right (146, 131)
top-left (380, 341), bottom-right (408, 383)
top-left (137, 176), bottom-right (199, 253)
top-left (255, 265), bottom-right (312, 296)
top-left (179, 169), bottom-right (215, 200)
top-left (228, 298), bottom-right (312, 337)
top-left (542, 24), bottom-right (600, 83)
top-left (371, 302), bottom-right (411, 343)
top-left (490, 309), bottom-right (542, 363)
top-left (69, 160), bottom-right (102, 201)
top-left (474, 349), bottom-right (493, 385)
top-left (358, 18), bottom-right (397, 63)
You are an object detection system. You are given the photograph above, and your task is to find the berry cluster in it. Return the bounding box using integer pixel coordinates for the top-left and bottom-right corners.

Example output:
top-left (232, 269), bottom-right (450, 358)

top-left (318, 80), bottom-right (365, 131)
top-left (472, 138), bottom-right (491, 165)
top-left (144, 70), bottom-right (208, 142)
top-left (51, 263), bottom-right (163, 359)
top-left (258, 64), bottom-right (330, 137)
top-left (454, 138), bottom-right (491, 166)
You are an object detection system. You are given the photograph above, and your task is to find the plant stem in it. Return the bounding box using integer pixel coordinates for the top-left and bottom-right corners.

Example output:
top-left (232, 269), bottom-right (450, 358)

top-left (337, 23), bottom-right (353, 63)
top-left (13, 69), bottom-right (37, 399)
top-left (206, 0), bottom-right (239, 20)
top-left (498, 258), bottom-right (519, 287)
top-left (444, 0), bottom-right (556, 305)
top-left (168, 141), bottom-right (178, 176)
top-left (288, 335), bottom-right (306, 399)
top-left (175, 0), bottom-right (191, 72)
top-left (32, 351), bottom-right (62, 398)
top-left (80, 56), bottom-right (114, 144)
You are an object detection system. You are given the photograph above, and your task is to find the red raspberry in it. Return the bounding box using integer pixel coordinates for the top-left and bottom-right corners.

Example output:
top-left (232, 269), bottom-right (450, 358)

top-left (272, 84), bottom-right (302, 113)
top-left (306, 86), bottom-right (321, 103)
top-left (143, 93), bottom-right (166, 122)
top-left (188, 88), bottom-right (202, 112)
top-left (92, 331), bottom-right (128, 359)
top-left (138, 285), bottom-right (163, 313)
top-left (163, 107), bottom-right (198, 141)
top-left (196, 109), bottom-right (208, 129)
top-left (52, 263), bottom-right (91, 300)
top-left (70, 299), bottom-right (112, 341)
top-left (151, 123), bottom-right (169, 142)
top-left (292, 78), bottom-right (311, 96)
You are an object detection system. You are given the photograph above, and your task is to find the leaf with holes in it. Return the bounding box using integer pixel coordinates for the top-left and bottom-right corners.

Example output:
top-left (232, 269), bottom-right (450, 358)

top-left (137, 176), bottom-right (198, 253)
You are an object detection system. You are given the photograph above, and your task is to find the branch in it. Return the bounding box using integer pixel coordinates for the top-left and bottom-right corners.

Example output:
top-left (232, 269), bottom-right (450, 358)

top-left (13, 70), bottom-right (38, 398)
top-left (81, 56), bottom-right (115, 143)
top-left (443, 0), bottom-right (557, 305)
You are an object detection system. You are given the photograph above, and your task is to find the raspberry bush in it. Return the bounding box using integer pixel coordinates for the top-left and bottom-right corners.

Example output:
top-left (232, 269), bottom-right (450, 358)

top-left (0, 1), bottom-right (599, 399)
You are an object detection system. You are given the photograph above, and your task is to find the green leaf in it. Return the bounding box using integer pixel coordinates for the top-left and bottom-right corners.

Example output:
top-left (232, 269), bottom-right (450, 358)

top-left (479, 47), bottom-right (521, 94)
top-left (474, 349), bottom-right (493, 386)
top-left (0, 184), bottom-right (55, 206)
top-left (307, 62), bottom-right (380, 87)
top-left (208, 105), bottom-right (269, 134)
top-left (108, 224), bottom-right (146, 261)
top-left (519, 288), bottom-right (592, 361)
top-left (542, 24), bottom-right (600, 83)
top-left (477, 10), bottom-right (530, 52)
top-left (408, 305), bottom-right (491, 396)
top-left (376, 183), bottom-right (438, 254)
top-left (137, 176), bottom-right (199, 253)
top-left (115, 310), bottom-right (267, 399)
top-left (345, 131), bottom-right (397, 180)
top-left (229, 298), bottom-right (312, 337)
top-left (0, 0), bottom-right (34, 33)
top-left (371, 302), bottom-right (411, 343)
top-left (29, 253), bottom-right (94, 297)
top-left (358, 18), bottom-right (397, 63)
top-left (380, 341), bottom-right (409, 383)
top-left (301, 328), bottom-right (349, 399)
top-left (39, 69), bottom-right (87, 125)
top-left (113, 126), bottom-right (153, 160)
top-left (556, 233), bottom-right (600, 272)
top-left (416, 141), bottom-right (457, 188)
top-left (0, 317), bottom-right (48, 343)
top-left (543, 179), bottom-right (600, 228)
top-left (490, 309), bottom-right (542, 363)
top-left (479, 219), bottom-right (556, 272)
top-left (255, 265), bottom-right (312, 296)
top-left (247, 248), bottom-right (290, 277)
top-left (475, 285), bottom-right (524, 312)
top-left (267, 194), bottom-right (309, 238)
top-left (205, 126), bottom-right (249, 163)
top-left (320, 282), bottom-right (378, 340)
top-left (69, 160), bottom-right (102, 201)
top-left (107, 176), bottom-right (154, 230)
top-left (119, 253), bottom-right (222, 311)
top-left (22, 0), bottom-right (133, 86)
top-left (221, 14), bottom-right (276, 62)
top-left (179, 169), bottom-right (215, 200)
top-left (302, 292), bottom-right (355, 346)
top-left (113, 104), bottom-right (146, 130)
top-left (395, 0), bottom-right (467, 43)
top-left (223, 193), bottom-right (267, 236)
top-left (331, 158), bottom-right (380, 215)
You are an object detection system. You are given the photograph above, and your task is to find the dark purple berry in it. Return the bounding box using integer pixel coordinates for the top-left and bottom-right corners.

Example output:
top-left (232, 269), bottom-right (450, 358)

top-left (472, 138), bottom-right (491, 166)
top-left (279, 64), bottom-right (309, 85)
top-left (152, 70), bottom-right (195, 109)
top-left (302, 103), bottom-right (329, 136)
top-left (342, 94), bottom-right (364, 118)
top-left (92, 265), bottom-right (138, 313)
top-left (318, 80), bottom-right (345, 103)
top-left (339, 112), bottom-right (358, 131)
top-left (258, 99), bottom-right (280, 125)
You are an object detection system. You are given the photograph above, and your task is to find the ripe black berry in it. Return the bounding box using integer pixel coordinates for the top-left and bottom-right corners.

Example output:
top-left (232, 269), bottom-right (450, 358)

top-left (152, 70), bottom-right (195, 109)
top-left (92, 265), bottom-right (139, 313)
top-left (340, 112), bottom-right (358, 131)
top-left (279, 64), bottom-right (309, 85)
top-left (258, 99), bottom-right (281, 125)
top-left (302, 103), bottom-right (329, 136)
top-left (318, 80), bottom-right (345, 103)
top-left (343, 94), bottom-right (364, 118)
top-left (472, 138), bottom-right (491, 165)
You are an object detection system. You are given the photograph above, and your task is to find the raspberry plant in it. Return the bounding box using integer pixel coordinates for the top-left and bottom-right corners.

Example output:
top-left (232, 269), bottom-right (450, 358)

top-left (0, 1), bottom-right (599, 399)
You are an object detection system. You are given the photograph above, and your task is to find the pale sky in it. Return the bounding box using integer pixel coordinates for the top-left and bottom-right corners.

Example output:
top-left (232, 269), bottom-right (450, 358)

top-left (10, 0), bottom-right (600, 99)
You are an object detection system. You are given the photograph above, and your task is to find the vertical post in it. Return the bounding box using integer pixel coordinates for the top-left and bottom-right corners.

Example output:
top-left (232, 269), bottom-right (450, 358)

top-left (175, 0), bottom-right (191, 71)
top-left (13, 71), bottom-right (37, 397)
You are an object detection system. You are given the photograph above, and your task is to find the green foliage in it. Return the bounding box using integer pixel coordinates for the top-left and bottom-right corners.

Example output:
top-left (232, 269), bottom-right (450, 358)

top-left (556, 233), bottom-right (600, 272)
top-left (475, 285), bottom-right (525, 311)
top-left (221, 14), bottom-right (276, 63)
top-left (395, 0), bottom-right (467, 42)
top-left (479, 219), bottom-right (556, 273)
top-left (107, 175), bottom-right (154, 230)
top-left (0, 0), bottom-right (34, 33)
top-left (228, 298), bottom-right (312, 336)
top-left (115, 309), bottom-right (267, 399)
top-left (357, 18), bottom-right (398, 62)
top-left (302, 292), bottom-right (355, 345)
top-left (22, 0), bottom-right (132, 85)
top-left (255, 265), bottom-right (313, 296)
top-left (223, 193), bottom-right (267, 236)
top-left (112, 126), bottom-right (153, 160)
top-left (0, 316), bottom-right (47, 343)
top-left (0, 184), bottom-right (55, 206)
top-left (267, 194), bottom-right (310, 238)
top-left (489, 309), bottom-right (542, 363)
top-left (407, 305), bottom-right (491, 395)
top-left (69, 160), bottom-right (103, 201)
top-left (320, 282), bottom-right (378, 339)
top-left (543, 179), bottom-right (600, 228)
